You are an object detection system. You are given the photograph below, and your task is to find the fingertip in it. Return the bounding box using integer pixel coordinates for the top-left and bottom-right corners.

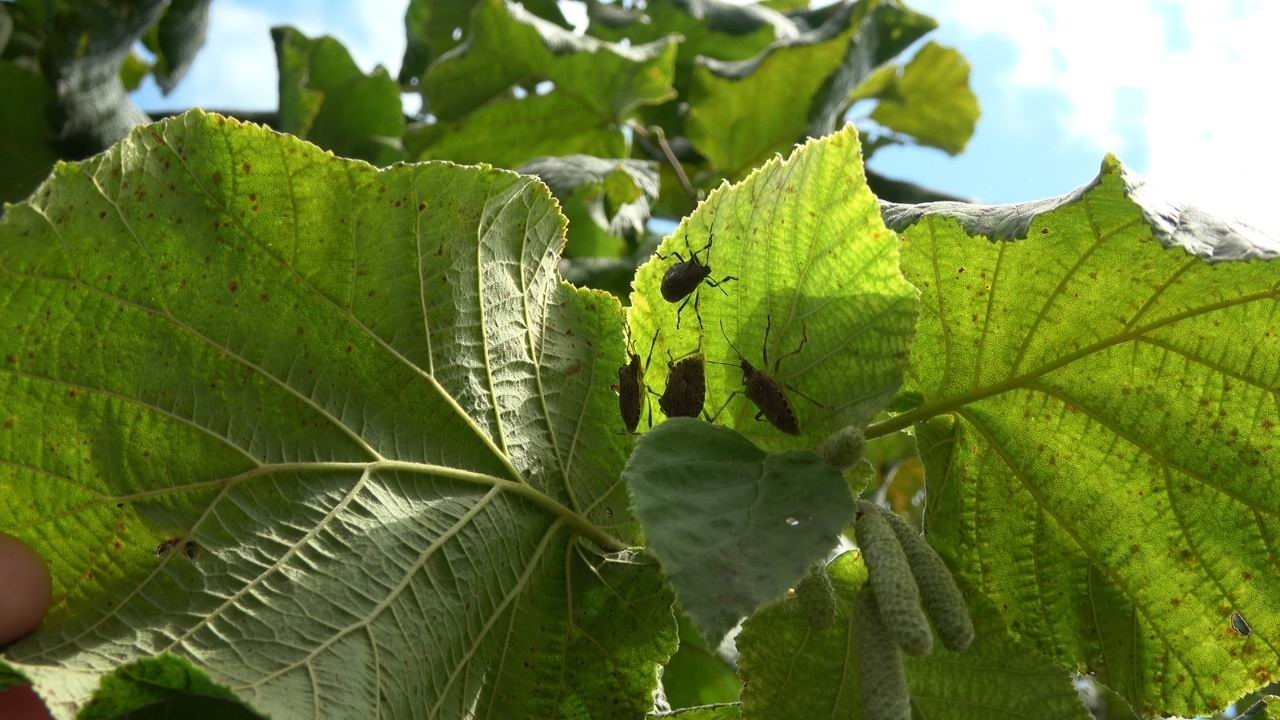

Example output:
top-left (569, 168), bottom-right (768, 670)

top-left (0, 533), bottom-right (52, 646)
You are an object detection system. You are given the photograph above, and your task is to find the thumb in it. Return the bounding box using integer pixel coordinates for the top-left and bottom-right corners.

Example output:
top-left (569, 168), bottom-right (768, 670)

top-left (0, 533), bottom-right (52, 646)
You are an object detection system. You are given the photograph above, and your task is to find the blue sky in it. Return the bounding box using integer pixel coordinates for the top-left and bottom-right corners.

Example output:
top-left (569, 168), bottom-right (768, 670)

top-left (132, 0), bottom-right (1280, 234)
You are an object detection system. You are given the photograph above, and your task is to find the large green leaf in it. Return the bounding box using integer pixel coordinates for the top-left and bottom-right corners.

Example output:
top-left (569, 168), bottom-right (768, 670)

top-left (272, 27), bottom-right (405, 165)
top-left (867, 42), bottom-right (979, 155)
top-left (624, 419), bottom-right (856, 645)
top-left (884, 157), bottom-right (1280, 717)
top-left (628, 124), bottom-right (918, 454)
top-left (737, 549), bottom-right (1091, 720)
top-left (0, 110), bottom-right (676, 718)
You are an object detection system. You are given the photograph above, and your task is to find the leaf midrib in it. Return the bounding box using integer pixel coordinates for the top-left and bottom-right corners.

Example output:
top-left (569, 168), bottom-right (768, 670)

top-left (866, 283), bottom-right (1280, 440)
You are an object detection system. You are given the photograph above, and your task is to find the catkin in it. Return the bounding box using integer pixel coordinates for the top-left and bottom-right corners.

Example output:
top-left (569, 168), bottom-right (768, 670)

top-left (816, 425), bottom-right (866, 470)
top-left (855, 588), bottom-right (911, 720)
top-left (855, 500), bottom-right (933, 656)
top-left (796, 563), bottom-right (836, 630)
top-left (880, 506), bottom-right (975, 651)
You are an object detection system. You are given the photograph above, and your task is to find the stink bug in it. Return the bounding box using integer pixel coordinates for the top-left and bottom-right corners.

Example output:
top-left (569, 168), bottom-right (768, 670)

top-left (658, 348), bottom-right (705, 419)
top-left (710, 317), bottom-right (816, 436)
top-left (657, 222), bottom-right (738, 329)
top-left (616, 328), bottom-right (658, 433)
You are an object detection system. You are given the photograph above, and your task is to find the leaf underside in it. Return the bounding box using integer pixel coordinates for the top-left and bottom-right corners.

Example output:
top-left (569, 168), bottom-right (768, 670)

top-left (0, 110), bottom-right (675, 719)
top-left (900, 158), bottom-right (1280, 717)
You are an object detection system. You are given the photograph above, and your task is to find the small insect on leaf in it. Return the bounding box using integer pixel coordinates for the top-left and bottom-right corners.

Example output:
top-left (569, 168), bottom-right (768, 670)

top-left (616, 328), bottom-right (658, 433)
top-left (183, 540), bottom-right (202, 560)
top-left (155, 537), bottom-right (182, 557)
top-left (709, 316), bottom-right (817, 436)
top-left (1231, 611), bottom-right (1252, 637)
top-left (656, 217), bottom-right (738, 329)
top-left (658, 348), bottom-right (705, 420)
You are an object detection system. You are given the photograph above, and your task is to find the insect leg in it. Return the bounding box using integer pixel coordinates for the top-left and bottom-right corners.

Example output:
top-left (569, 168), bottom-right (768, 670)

top-left (706, 389), bottom-right (742, 424)
top-left (704, 275), bottom-right (739, 296)
top-left (675, 294), bottom-right (693, 329)
top-left (783, 382), bottom-right (827, 409)
top-left (772, 320), bottom-right (809, 374)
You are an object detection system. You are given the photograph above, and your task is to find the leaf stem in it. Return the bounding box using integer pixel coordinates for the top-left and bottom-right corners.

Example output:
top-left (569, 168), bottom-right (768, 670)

top-left (373, 460), bottom-right (628, 553)
top-left (629, 121), bottom-right (696, 201)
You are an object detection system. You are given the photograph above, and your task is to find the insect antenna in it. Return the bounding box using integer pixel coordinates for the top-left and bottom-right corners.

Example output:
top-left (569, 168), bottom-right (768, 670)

top-left (718, 319), bottom-right (748, 364)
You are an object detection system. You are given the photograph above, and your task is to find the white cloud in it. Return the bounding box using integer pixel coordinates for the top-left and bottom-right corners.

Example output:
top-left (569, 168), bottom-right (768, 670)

top-left (908, 0), bottom-right (1280, 235)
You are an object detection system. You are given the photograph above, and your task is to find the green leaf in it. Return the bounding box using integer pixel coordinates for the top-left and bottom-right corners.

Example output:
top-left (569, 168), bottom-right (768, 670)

top-left (883, 156), bottom-right (1280, 717)
top-left (79, 655), bottom-right (265, 720)
top-left (686, 1), bottom-right (934, 177)
top-left (118, 50), bottom-right (151, 92)
top-left (407, 92), bottom-right (628, 168)
top-left (623, 419), bottom-right (855, 646)
top-left (868, 42), bottom-right (978, 155)
top-left (0, 659), bottom-right (30, 692)
top-left (140, 0), bottom-right (210, 95)
top-left (808, 1), bottom-right (937, 137)
top-left (408, 0), bottom-right (676, 168)
top-left (398, 0), bottom-right (567, 88)
top-left (0, 60), bottom-right (57, 203)
top-left (272, 26), bottom-right (405, 165)
top-left (0, 110), bottom-right (676, 718)
top-left (686, 4), bottom-right (858, 176)
top-left (737, 550), bottom-right (1092, 720)
top-left (628, 125), bottom-right (917, 453)
top-left (422, 0), bottom-right (677, 122)
top-left (661, 612), bottom-right (742, 708)
top-left (518, 155), bottom-right (659, 257)
top-left (586, 0), bottom-right (792, 92)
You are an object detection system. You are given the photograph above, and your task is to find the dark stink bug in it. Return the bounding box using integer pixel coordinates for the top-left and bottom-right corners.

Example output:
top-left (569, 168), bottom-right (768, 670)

top-left (710, 317), bottom-right (816, 436)
top-left (658, 348), bottom-right (706, 419)
top-left (657, 223), bottom-right (738, 329)
top-left (616, 329), bottom-right (658, 433)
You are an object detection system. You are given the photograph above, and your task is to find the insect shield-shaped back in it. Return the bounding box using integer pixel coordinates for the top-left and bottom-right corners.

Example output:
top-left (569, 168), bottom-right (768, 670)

top-left (742, 360), bottom-right (798, 435)
top-left (658, 351), bottom-right (705, 419)
top-left (616, 329), bottom-right (658, 433)
top-left (656, 222), bottom-right (738, 329)
top-left (710, 317), bottom-right (808, 436)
